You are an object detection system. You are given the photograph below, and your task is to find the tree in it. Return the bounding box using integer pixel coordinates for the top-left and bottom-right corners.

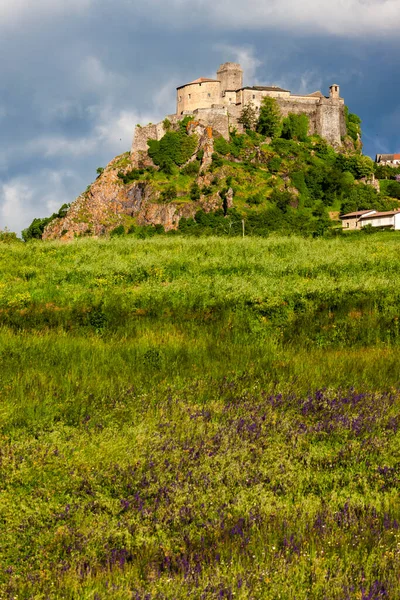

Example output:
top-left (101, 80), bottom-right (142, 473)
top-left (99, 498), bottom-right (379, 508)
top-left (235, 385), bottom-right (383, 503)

top-left (281, 113), bottom-right (309, 142)
top-left (256, 97), bottom-right (282, 138)
top-left (386, 181), bottom-right (400, 199)
top-left (238, 102), bottom-right (258, 131)
top-left (344, 106), bottom-right (362, 143)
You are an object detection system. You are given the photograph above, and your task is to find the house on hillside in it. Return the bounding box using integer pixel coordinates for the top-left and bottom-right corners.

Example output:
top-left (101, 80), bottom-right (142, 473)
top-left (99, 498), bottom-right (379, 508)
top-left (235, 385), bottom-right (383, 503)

top-left (375, 154), bottom-right (400, 167)
top-left (340, 209), bottom-right (400, 230)
top-left (358, 210), bottom-right (400, 230)
top-left (340, 210), bottom-right (377, 230)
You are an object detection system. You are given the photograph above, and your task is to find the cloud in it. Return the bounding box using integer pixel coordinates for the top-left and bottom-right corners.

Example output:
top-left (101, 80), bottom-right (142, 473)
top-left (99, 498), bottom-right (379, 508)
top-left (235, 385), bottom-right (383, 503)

top-left (0, 0), bottom-right (91, 28)
top-left (0, 170), bottom-right (82, 234)
top-left (214, 45), bottom-right (262, 84)
top-left (134, 0), bottom-right (400, 37)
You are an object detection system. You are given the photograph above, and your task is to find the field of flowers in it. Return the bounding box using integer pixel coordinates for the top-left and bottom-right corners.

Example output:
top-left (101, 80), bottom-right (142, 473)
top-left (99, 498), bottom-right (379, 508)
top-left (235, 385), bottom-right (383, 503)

top-left (1, 234), bottom-right (400, 598)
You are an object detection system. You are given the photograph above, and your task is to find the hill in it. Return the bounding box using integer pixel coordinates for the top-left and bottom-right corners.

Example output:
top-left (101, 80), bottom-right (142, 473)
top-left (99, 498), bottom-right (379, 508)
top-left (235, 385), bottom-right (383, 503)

top-left (21, 106), bottom-right (400, 242)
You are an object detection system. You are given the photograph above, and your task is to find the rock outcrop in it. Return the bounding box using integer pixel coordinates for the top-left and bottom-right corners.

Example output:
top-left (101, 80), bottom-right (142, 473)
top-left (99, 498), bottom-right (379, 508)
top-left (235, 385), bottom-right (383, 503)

top-left (43, 122), bottom-right (225, 240)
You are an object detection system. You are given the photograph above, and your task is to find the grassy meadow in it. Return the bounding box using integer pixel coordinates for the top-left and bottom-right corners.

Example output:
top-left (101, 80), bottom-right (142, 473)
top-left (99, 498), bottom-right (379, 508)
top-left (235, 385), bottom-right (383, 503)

top-left (1, 234), bottom-right (400, 599)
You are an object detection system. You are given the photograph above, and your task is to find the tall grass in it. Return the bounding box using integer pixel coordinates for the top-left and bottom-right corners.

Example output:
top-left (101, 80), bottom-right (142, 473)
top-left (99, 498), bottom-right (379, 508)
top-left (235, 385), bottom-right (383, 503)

top-left (1, 234), bottom-right (400, 598)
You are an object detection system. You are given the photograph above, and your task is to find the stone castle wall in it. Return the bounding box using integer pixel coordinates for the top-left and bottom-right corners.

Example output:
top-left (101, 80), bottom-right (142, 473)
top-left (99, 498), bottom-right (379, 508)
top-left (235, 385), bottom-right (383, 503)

top-left (177, 81), bottom-right (221, 114)
top-left (131, 62), bottom-right (347, 160)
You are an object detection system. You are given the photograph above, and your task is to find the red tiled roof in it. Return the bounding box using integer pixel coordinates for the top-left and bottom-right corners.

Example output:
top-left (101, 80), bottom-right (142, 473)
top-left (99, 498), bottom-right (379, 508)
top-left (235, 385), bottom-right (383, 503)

top-left (177, 78), bottom-right (219, 90)
top-left (340, 210), bottom-right (376, 218)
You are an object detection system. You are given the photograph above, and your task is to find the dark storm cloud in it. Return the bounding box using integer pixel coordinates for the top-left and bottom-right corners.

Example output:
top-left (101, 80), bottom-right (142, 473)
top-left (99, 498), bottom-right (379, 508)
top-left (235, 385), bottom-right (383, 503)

top-left (0, 0), bottom-right (399, 233)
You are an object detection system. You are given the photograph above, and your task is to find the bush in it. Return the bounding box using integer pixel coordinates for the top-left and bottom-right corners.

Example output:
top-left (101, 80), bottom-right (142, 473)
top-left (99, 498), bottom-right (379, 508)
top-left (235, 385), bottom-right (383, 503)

top-left (160, 184), bottom-right (177, 203)
top-left (118, 168), bottom-right (145, 184)
top-left (345, 107), bottom-right (362, 143)
top-left (181, 161), bottom-right (200, 176)
top-left (190, 183), bottom-right (201, 201)
top-left (214, 137), bottom-right (231, 156)
top-left (270, 189), bottom-right (294, 213)
top-left (0, 228), bottom-right (19, 244)
top-left (247, 193), bottom-right (264, 205)
top-left (110, 225), bottom-right (125, 237)
top-left (210, 153), bottom-right (223, 170)
top-left (202, 185), bottom-right (213, 196)
top-left (148, 129), bottom-right (197, 170)
top-left (281, 114), bottom-right (309, 142)
top-left (386, 181), bottom-right (400, 199)
top-left (268, 156), bottom-right (282, 173)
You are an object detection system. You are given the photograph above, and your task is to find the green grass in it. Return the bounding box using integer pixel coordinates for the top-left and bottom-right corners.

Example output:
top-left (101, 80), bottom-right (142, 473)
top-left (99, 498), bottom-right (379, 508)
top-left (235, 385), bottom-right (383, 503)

top-left (1, 234), bottom-right (400, 598)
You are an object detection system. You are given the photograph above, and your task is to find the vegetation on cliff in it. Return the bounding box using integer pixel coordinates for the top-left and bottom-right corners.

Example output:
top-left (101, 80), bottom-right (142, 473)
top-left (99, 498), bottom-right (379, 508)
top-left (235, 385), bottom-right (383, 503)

top-left (20, 102), bottom-right (400, 242)
top-left (1, 234), bottom-right (400, 598)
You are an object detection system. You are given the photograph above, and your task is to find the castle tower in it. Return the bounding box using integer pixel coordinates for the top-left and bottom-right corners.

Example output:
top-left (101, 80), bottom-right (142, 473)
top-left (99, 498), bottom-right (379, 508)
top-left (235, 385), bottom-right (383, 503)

top-left (329, 84), bottom-right (340, 99)
top-left (217, 63), bottom-right (243, 94)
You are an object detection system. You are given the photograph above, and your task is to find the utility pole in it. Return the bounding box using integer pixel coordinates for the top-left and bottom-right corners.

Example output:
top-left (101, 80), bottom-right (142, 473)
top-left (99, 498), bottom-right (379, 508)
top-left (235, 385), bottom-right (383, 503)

top-left (242, 219), bottom-right (245, 238)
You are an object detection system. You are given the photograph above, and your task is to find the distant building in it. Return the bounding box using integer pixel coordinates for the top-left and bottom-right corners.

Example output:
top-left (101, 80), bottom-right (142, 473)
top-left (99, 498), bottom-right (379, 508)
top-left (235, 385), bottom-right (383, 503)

top-left (375, 154), bottom-right (400, 167)
top-left (340, 209), bottom-right (400, 230)
top-left (340, 210), bottom-right (377, 230)
top-left (358, 210), bottom-right (400, 230)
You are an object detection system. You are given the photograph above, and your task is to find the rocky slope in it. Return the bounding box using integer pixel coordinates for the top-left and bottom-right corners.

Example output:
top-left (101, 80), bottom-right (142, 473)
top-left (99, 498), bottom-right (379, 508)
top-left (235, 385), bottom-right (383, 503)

top-left (43, 122), bottom-right (224, 240)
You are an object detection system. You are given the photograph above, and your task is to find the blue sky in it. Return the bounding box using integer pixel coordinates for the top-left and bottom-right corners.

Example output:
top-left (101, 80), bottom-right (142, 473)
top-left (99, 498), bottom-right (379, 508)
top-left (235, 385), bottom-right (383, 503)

top-left (0, 0), bottom-right (399, 234)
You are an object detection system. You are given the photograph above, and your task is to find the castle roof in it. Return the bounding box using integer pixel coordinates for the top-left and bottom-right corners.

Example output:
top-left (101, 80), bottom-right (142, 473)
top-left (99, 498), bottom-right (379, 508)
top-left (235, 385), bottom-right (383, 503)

top-left (242, 85), bottom-right (290, 93)
top-left (177, 78), bottom-right (219, 90)
top-left (308, 91), bottom-right (324, 98)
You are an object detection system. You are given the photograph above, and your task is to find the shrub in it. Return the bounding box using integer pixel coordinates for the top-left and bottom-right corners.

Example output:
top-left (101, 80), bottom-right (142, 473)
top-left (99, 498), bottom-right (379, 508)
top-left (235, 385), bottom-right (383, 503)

top-left (214, 137), bottom-right (231, 156)
top-left (270, 189), bottom-right (294, 213)
top-left (0, 228), bottom-right (19, 244)
top-left (118, 169), bottom-right (145, 184)
top-left (160, 184), bottom-right (177, 203)
top-left (110, 225), bottom-right (125, 237)
top-left (210, 153), bottom-right (223, 170)
top-left (190, 183), bottom-right (201, 201)
top-left (148, 129), bottom-right (198, 170)
top-left (345, 106), bottom-right (362, 143)
top-left (268, 156), bottom-right (282, 173)
top-left (202, 185), bottom-right (213, 196)
top-left (247, 193), bottom-right (264, 205)
top-left (96, 167), bottom-right (104, 177)
top-left (386, 181), bottom-right (400, 199)
top-left (181, 161), bottom-right (200, 176)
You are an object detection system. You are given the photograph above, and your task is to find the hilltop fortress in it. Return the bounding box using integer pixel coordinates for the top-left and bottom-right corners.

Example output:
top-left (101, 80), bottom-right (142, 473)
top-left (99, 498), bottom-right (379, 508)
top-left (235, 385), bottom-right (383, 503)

top-left (131, 62), bottom-right (347, 164)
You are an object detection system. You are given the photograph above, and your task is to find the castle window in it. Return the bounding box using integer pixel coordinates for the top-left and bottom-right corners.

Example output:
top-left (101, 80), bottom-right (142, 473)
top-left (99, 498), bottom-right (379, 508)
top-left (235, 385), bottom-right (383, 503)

top-left (208, 93), bottom-right (211, 98)
top-left (188, 94), bottom-right (191, 99)
top-left (253, 94), bottom-right (256, 99)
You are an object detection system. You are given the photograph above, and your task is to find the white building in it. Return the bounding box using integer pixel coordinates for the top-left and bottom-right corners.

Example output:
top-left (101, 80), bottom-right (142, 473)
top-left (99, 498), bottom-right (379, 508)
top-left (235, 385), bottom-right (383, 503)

top-left (358, 210), bottom-right (400, 230)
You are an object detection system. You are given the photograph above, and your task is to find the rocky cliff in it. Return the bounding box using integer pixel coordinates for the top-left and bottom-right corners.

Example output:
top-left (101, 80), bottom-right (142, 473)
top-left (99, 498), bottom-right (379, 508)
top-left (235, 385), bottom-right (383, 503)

top-left (43, 122), bottom-right (227, 240)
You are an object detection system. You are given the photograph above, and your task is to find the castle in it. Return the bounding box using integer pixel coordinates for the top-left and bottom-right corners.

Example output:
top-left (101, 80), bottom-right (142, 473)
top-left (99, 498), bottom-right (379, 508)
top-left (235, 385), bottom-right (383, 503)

top-left (131, 62), bottom-right (347, 163)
